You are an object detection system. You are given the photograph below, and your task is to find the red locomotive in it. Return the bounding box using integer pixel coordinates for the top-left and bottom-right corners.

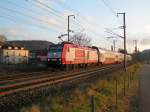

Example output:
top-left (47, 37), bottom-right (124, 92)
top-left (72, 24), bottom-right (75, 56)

top-left (47, 42), bottom-right (98, 66)
top-left (47, 42), bottom-right (131, 67)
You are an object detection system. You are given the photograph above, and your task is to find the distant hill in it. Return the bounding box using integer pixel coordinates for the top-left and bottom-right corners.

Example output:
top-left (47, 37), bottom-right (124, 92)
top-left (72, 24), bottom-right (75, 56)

top-left (140, 49), bottom-right (150, 60)
top-left (142, 49), bottom-right (150, 54)
top-left (6, 40), bottom-right (54, 52)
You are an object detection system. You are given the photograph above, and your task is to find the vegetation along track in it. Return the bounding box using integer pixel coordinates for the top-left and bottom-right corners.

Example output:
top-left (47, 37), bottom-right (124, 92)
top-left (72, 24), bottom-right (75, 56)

top-left (0, 64), bottom-right (122, 98)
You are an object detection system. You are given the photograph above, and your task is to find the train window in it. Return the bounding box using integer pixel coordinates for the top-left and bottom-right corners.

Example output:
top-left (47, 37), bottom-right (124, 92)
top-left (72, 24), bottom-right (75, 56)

top-left (49, 45), bottom-right (62, 52)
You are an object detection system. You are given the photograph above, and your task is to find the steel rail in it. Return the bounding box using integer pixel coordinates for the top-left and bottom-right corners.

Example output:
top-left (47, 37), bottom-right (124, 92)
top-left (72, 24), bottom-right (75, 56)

top-left (0, 66), bottom-right (110, 90)
top-left (0, 71), bottom-right (49, 81)
top-left (0, 65), bottom-right (109, 85)
top-left (0, 71), bottom-right (67, 85)
top-left (0, 64), bottom-right (120, 97)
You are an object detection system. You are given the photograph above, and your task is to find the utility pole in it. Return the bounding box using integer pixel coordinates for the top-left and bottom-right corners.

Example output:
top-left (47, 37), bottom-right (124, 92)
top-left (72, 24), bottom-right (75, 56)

top-left (68, 15), bottom-right (75, 42)
top-left (90, 95), bottom-right (94, 112)
top-left (113, 40), bottom-right (116, 51)
top-left (134, 40), bottom-right (137, 53)
top-left (117, 13), bottom-right (127, 71)
top-left (107, 36), bottom-right (116, 51)
top-left (111, 45), bottom-right (114, 51)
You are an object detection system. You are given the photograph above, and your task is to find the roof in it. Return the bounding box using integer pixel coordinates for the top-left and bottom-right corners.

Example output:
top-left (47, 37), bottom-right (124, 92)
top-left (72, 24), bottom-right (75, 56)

top-left (0, 44), bottom-right (27, 50)
top-left (0, 42), bottom-right (4, 46)
top-left (6, 40), bottom-right (54, 52)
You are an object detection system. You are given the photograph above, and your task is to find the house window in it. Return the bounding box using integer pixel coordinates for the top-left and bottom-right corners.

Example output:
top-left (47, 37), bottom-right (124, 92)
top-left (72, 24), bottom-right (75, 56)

top-left (8, 47), bottom-right (12, 50)
top-left (6, 52), bottom-right (9, 57)
top-left (14, 47), bottom-right (18, 50)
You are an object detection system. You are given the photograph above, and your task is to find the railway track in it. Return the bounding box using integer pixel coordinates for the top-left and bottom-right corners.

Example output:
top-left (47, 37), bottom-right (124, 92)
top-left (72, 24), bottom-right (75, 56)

top-left (0, 64), bottom-right (121, 97)
top-left (0, 71), bottom-right (50, 81)
top-left (0, 65), bottom-right (108, 85)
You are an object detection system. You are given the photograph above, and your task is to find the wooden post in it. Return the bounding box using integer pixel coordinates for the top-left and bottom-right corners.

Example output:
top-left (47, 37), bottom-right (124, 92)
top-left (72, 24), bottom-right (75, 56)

top-left (123, 76), bottom-right (126, 96)
top-left (115, 79), bottom-right (118, 109)
top-left (90, 95), bottom-right (94, 112)
top-left (128, 74), bottom-right (130, 88)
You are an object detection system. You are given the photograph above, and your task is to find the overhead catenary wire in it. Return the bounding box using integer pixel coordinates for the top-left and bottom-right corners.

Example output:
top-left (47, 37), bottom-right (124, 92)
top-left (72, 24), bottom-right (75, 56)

top-left (32, 0), bottom-right (64, 18)
top-left (26, 0), bottom-right (66, 22)
top-left (31, 0), bottom-right (81, 26)
top-left (3, 0), bottom-right (78, 31)
top-left (0, 14), bottom-right (18, 24)
top-left (105, 28), bottom-right (123, 38)
top-left (1, 0), bottom-right (120, 47)
top-left (26, 0), bottom-right (83, 32)
top-left (101, 0), bottom-right (116, 16)
top-left (26, 0), bottom-right (105, 39)
top-left (0, 11), bottom-right (63, 34)
top-left (29, 0), bottom-right (103, 38)
top-left (52, 0), bottom-right (105, 38)
top-left (99, 0), bottom-right (121, 24)
top-left (0, 0), bottom-right (85, 41)
top-left (0, 5), bottom-right (67, 33)
top-left (28, 1), bottom-right (118, 43)
top-left (4, 0), bottom-right (72, 31)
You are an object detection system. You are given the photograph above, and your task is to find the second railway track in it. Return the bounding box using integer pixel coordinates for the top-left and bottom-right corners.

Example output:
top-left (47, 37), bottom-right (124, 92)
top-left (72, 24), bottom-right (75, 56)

top-left (0, 64), bottom-right (122, 97)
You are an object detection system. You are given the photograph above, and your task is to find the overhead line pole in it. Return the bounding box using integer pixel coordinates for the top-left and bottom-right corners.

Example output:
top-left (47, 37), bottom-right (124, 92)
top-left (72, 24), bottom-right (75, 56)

top-left (134, 40), bottom-right (138, 53)
top-left (117, 12), bottom-right (127, 71)
top-left (113, 39), bottom-right (116, 51)
top-left (68, 15), bottom-right (75, 42)
top-left (107, 36), bottom-right (116, 51)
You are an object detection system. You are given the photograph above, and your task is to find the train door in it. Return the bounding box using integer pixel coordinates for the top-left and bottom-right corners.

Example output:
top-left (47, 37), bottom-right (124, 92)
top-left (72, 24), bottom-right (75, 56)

top-left (66, 47), bottom-right (75, 64)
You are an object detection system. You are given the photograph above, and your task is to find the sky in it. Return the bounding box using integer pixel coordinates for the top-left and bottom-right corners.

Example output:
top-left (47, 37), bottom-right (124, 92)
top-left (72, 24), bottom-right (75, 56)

top-left (0, 0), bottom-right (150, 52)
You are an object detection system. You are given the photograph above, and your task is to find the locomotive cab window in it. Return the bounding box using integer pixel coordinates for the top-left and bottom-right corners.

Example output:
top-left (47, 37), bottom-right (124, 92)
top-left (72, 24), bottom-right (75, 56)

top-left (48, 44), bottom-right (63, 59)
top-left (49, 45), bottom-right (62, 52)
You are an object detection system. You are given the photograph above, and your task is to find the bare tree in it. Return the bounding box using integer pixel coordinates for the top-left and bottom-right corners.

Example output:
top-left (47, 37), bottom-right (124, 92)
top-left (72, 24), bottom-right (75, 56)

top-left (70, 33), bottom-right (92, 46)
top-left (0, 35), bottom-right (7, 42)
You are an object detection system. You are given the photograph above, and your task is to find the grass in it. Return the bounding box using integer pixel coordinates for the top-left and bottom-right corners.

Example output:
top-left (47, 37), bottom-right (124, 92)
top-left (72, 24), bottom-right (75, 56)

top-left (129, 93), bottom-right (139, 112)
top-left (20, 63), bottom-right (141, 112)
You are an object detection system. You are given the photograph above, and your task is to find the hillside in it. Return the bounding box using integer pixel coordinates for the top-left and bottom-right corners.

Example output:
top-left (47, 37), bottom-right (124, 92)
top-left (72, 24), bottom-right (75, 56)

top-left (6, 40), bottom-right (54, 51)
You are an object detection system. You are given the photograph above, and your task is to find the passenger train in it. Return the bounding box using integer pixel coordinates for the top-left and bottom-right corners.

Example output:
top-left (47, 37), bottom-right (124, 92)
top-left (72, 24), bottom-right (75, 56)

top-left (47, 42), bottom-right (132, 68)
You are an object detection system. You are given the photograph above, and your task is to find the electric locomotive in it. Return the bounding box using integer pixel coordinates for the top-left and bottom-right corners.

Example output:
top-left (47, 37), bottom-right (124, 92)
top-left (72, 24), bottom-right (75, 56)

top-left (47, 42), bottom-right (132, 68)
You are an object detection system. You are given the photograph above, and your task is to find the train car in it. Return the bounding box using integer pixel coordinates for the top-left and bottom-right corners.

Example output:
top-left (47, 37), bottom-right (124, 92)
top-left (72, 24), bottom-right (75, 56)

top-left (47, 42), bottom-right (132, 68)
top-left (47, 42), bottom-right (98, 66)
top-left (126, 54), bottom-right (132, 62)
top-left (97, 48), bottom-right (117, 64)
top-left (116, 52), bottom-right (124, 63)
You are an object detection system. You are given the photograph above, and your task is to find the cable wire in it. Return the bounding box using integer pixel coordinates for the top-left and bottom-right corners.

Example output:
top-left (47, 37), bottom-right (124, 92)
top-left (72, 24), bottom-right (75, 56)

top-left (0, 5), bottom-right (66, 31)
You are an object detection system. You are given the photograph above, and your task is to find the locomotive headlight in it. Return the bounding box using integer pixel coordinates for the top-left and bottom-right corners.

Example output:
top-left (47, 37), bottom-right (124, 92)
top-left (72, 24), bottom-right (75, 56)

top-left (48, 59), bottom-right (50, 61)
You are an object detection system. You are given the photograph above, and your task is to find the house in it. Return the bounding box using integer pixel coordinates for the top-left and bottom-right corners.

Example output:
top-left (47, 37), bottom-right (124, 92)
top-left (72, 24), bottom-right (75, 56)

top-left (0, 44), bottom-right (29, 64)
top-left (7, 40), bottom-right (53, 62)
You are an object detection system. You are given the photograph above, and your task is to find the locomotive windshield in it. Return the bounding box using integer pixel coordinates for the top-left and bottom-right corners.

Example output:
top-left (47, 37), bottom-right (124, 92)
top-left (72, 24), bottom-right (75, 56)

top-left (49, 46), bottom-right (62, 52)
top-left (48, 44), bottom-right (63, 59)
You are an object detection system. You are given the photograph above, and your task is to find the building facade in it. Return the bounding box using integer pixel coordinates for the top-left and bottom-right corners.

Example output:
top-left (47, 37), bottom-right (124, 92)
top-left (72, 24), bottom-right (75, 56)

top-left (0, 45), bottom-right (29, 64)
top-left (7, 40), bottom-right (53, 63)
